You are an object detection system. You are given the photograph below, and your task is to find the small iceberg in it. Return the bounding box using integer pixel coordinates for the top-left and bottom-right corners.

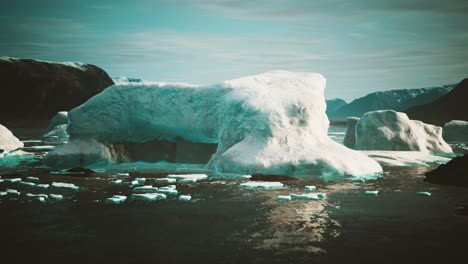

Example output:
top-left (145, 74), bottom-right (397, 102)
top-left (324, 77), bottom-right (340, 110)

top-left (5, 178), bottom-right (21, 183)
top-left (130, 180), bottom-right (139, 186)
top-left (5, 189), bottom-right (20, 197)
top-left (105, 195), bottom-right (127, 204)
top-left (25, 193), bottom-right (48, 203)
top-left (178, 195), bottom-right (192, 201)
top-left (133, 185), bottom-right (159, 193)
top-left (116, 173), bottom-right (130, 177)
top-left (35, 184), bottom-right (50, 190)
top-left (364, 190), bottom-right (379, 196)
top-left (26, 176), bottom-right (39, 182)
top-left (110, 179), bottom-right (122, 185)
top-left (155, 178), bottom-right (177, 184)
top-left (167, 174), bottom-right (208, 183)
top-left (416, 191), bottom-right (431, 196)
top-left (51, 182), bottom-right (79, 191)
top-left (290, 193), bottom-right (327, 200)
top-left (131, 193), bottom-right (167, 202)
top-left (240, 181), bottom-right (284, 190)
top-left (276, 195), bottom-right (292, 202)
top-left (19, 181), bottom-right (36, 187)
top-left (158, 187), bottom-right (178, 196)
top-left (135, 178), bottom-right (146, 184)
top-left (304, 185), bottom-right (316, 191)
top-left (0, 191), bottom-right (7, 196)
top-left (49, 194), bottom-right (64, 201)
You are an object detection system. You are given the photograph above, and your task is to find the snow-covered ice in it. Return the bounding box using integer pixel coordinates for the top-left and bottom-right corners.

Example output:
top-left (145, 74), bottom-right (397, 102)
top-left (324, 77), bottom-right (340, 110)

top-left (178, 195), bottom-right (192, 201)
top-left (355, 110), bottom-right (452, 154)
top-left (133, 185), bottom-right (159, 193)
top-left (155, 178), bottom-right (177, 184)
top-left (240, 181), bottom-right (284, 190)
top-left (56, 71), bottom-right (382, 179)
top-left (51, 182), bottom-right (79, 191)
top-left (276, 195), bottom-right (292, 202)
top-left (443, 120), bottom-right (468, 143)
top-left (131, 193), bottom-right (167, 202)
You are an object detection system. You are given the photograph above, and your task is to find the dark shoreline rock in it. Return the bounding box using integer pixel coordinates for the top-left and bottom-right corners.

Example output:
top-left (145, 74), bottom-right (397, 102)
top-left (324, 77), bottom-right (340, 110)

top-left (425, 154), bottom-right (468, 187)
top-left (0, 57), bottom-right (114, 127)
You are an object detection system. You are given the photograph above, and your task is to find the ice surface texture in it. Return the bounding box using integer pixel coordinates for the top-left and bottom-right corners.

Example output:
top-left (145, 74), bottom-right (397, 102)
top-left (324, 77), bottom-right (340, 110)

top-left (0, 124), bottom-right (23, 153)
top-left (50, 71), bottom-right (382, 179)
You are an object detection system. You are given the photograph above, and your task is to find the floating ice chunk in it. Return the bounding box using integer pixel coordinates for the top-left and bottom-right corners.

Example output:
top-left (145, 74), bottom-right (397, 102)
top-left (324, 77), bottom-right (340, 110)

top-left (155, 178), bottom-right (177, 184)
top-left (290, 193), bottom-right (323, 200)
top-left (276, 195), bottom-right (292, 202)
top-left (49, 194), bottom-right (64, 201)
top-left (416, 191), bottom-right (431, 196)
top-left (167, 174), bottom-right (208, 183)
top-left (5, 178), bottom-right (21, 183)
top-left (6, 189), bottom-right (19, 196)
top-left (178, 195), bottom-right (192, 201)
top-left (26, 194), bottom-right (46, 203)
top-left (26, 176), bottom-right (39, 182)
top-left (0, 191), bottom-right (7, 196)
top-left (364, 190), bottom-right (379, 196)
top-left (304, 185), bottom-right (316, 191)
top-left (110, 179), bottom-right (122, 185)
top-left (158, 187), bottom-right (178, 195)
top-left (19, 181), bottom-right (36, 187)
top-left (35, 184), bottom-right (50, 190)
top-left (112, 195), bottom-right (127, 202)
top-left (131, 193), bottom-right (166, 201)
top-left (135, 178), bottom-right (146, 184)
top-left (166, 185), bottom-right (176, 190)
top-left (240, 181), bottom-right (284, 190)
top-left (0, 179), bottom-right (4, 183)
top-left (242, 175), bottom-right (252, 179)
top-left (116, 173), bottom-right (130, 177)
top-left (130, 180), bottom-right (139, 186)
top-left (22, 145), bottom-right (56, 152)
top-left (133, 185), bottom-right (159, 193)
top-left (51, 182), bottom-right (79, 191)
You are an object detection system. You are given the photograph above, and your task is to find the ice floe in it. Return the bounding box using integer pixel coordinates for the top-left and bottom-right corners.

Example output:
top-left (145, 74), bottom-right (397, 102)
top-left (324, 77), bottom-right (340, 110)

top-left (167, 174), bottom-right (208, 183)
top-left (276, 195), bottom-right (292, 202)
top-left (240, 181), bottom-right (284, 190)
top-left (51, 182), bottom-right (79, 191)
top-left (178, 195), bottom-right (192, 201)
top-left (131, 193), bottom-right (167, 202)
top-left (133, 185), bottom-right (159, 193)
top-left (155, 178), bottom-right (177, 184)
top-left (290, 193), bottom-right (327, 200)
top-left (361, 151), bottom-right (451, 167)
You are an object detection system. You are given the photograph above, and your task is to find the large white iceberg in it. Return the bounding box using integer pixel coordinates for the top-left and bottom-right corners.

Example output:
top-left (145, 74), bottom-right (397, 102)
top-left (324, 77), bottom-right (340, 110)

top-left (48, 71), bottom-right (382, 179)
top-left (354, 110), bottom-right (452, 154)
top-left (0, 124), bottom-right (23, 153)
top-left (443, 120), bottom-right (468, 143)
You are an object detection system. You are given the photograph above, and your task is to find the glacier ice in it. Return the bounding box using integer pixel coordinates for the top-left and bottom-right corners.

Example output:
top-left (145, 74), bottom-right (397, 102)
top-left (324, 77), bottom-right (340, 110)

top-left (45, 111), bottom-right (68, 132)
top-left (50, 71), bottom-right (382, 180)
top-left (240, 181), bottom-right (284, 190)
top-left (43, 112), bottom-right (69, 142)
top-left (0, 150), bottom-right (35, 167)
top-left (178, 195), bottom-right (192, 201)
top-left (355, 110), bottom-right (452, 154)
top-left (443, 120), bottom-right (468, 143)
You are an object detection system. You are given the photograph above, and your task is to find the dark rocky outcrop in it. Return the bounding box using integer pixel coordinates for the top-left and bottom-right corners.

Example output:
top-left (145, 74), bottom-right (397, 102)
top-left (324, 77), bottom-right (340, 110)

top-left (328, 84), bottom-right (455, 121)
top-left (0, 57), bottom-right (114, 126)
top-left (406, 78), bottom-right (468, 126)
top-left (425, 154), bottom-right (468, 187)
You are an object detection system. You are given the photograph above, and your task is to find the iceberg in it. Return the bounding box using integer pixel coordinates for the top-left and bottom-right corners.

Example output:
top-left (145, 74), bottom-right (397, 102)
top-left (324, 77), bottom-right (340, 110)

top-left (290, 193), bottom-right (326, 200)
top-left (135, 178), bottom-right (146, 184)
top-left (26, 176), bottom-right (39, 182)
top-left (5, 178), bottom-right (22, 183)
top-left (105, 195), bottom-right (127, 204)
top-left (416, 191), bottom-right (431, 196)
top-left (110, 179), bottom-right (122, 184)
top-left (275, 195), bottom-right (292, 202)
top-left (167, 174), bottom-right (208, 183)
top-left (49, 194), bottom-right (64, 201)
top-left (304, 185), bottom-right (317, 191)
top-left (355, 110), bottom-right (452, 154)
top-left (240, 181), bottom-right (284, 190)
top-left (155, 178), bottom-right (177, 184)
top-left (133, 185), bottom-right (159, 193)
top-left (443, 120), bottom-right (468, 143)
top-left (51, 182), bottom-right (79, 191)
top-left (49, 71), bottom-right (382, 179)
top-left (362, 151), bottom-right (451, 167)
top-left (158, 186), bottom-right (178, 195)
top-left (5, 189), bottom-right (20, 197)
top-left (35, 184), bottom-right (50, 190)
top-left (116, 173), bottom-right (130, 177)
top-left (18, 181), bottom-right (36, 187)
top-left (0, 124), bottom-right (23, 153)
top-left (364, 190), bottom-right (379, 196)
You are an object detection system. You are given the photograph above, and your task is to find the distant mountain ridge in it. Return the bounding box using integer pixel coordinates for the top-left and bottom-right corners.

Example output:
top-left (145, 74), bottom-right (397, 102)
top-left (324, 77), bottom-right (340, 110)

top-left (328, 84), bottom-right (455, 121)
top-left (325, 98), bottom-right (347, 117)
top-left (406, 78), bottom-right (468, 126)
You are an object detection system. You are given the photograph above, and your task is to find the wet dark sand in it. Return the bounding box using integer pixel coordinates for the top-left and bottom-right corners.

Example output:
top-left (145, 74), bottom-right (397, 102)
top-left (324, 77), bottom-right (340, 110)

top-left (1, 165), bottom-right (468, 264)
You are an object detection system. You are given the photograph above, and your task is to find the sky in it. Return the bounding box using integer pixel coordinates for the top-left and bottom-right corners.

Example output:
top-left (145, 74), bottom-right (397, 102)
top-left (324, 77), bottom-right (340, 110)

top-left (1, 0), bottom-right (467, 101)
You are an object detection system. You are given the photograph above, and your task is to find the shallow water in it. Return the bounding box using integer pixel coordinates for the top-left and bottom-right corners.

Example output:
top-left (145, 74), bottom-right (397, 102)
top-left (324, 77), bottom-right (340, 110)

top-left (1, 126), bottom-right (468, 264)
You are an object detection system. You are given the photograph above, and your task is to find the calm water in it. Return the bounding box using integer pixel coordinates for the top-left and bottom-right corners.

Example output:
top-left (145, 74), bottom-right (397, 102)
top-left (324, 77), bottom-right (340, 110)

top-left (1, 126), bottom-right (467, 264)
